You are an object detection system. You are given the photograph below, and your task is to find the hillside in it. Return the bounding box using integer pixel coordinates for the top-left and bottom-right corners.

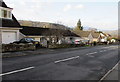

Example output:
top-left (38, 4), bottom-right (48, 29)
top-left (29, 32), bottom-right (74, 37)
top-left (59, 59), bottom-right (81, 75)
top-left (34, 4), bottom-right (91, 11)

top-left (18, 20), bottom-right (69, 30)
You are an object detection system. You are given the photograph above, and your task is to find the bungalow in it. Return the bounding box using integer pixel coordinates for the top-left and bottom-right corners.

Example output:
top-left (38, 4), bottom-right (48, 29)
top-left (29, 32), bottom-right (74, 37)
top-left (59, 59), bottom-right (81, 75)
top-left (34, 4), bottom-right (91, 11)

top-left (0, 1), bottom-right (21, 44)
top-left (20, 26), bottom-right (81, 47)
top-left (88, 32), bottom-right (109, 43)
top-left (73, 30), bottom-right (109, 43)
top-left (99, 33), bottom-right (108, 42)
top-left (88, 32), bottom-right (100, 43)
top-left (73, 30), bottom-right (91, 43)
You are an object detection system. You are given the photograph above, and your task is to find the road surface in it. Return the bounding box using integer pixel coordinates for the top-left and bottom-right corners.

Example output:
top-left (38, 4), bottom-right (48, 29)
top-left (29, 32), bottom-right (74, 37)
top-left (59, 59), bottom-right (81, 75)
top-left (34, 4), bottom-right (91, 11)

top-left (2, 45), bottom-right (119, 80)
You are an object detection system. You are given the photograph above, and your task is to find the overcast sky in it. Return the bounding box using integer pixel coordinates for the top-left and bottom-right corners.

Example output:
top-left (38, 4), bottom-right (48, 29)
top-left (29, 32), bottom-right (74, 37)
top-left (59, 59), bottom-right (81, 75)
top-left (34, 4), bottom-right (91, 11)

top-left (4, 0), bottom-right (118, 30)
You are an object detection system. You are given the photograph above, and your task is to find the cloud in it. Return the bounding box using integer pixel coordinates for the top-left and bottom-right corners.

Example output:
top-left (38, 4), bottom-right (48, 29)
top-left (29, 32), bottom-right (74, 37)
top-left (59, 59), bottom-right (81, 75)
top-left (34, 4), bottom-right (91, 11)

top-left (63, 4), bottom-right (72, 12)
top-left (63, 4), bottom-right (84, 12)
top-left (75, 4), bottom-right (84, 9)
top-left (6, 3), bottom-right (15, 8)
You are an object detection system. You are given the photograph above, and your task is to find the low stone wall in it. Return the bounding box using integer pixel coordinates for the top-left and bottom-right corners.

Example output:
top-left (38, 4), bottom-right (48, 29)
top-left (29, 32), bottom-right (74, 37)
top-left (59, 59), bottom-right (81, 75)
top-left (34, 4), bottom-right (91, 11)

top-left (2, 44), bottom-right (36, 52)
top-left (48, 44), bottom-right (85, 49)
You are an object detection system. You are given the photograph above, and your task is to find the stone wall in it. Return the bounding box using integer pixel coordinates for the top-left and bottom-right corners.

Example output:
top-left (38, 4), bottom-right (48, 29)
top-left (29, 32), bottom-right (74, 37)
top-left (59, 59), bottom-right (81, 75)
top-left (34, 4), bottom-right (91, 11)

top-left (2, 44), bottom-right (36, 52)
top-left (48, 44), bottom-right (85, 49)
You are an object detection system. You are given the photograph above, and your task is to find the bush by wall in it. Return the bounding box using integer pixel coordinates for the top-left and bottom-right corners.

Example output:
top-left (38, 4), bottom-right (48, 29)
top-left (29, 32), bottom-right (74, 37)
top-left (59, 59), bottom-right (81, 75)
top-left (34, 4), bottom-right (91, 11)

top-left (2, 44), bottom-right (36, 52)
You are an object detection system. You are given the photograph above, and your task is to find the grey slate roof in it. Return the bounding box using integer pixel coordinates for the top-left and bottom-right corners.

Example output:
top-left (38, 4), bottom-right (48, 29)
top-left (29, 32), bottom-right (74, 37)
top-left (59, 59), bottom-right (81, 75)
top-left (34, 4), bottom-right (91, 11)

top-left (20, 26), bottom-right (80, 37)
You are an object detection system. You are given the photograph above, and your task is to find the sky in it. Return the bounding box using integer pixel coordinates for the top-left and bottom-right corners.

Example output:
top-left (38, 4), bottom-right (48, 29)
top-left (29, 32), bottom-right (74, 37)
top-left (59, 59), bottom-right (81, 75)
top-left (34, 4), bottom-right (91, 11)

top-left (4, 0), bottom-right (118, 31)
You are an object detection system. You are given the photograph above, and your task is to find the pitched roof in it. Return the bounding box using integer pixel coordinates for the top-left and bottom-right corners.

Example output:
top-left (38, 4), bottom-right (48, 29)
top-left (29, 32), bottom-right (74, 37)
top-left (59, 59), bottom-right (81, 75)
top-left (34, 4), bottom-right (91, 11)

top-left (101, 32), bottom-right (110, 37)
top-left (20, 26), bottom-right (80, 37)
top-left (91, 32), bottom-right (100, 38)
top-left (0, 1), bottom-right (21, 27)
top-left (73, 30), bottom-right (91, 37)
top-left (0, 1), bottom-right (10, 8)
top-left (1, 15), bottom-right (21, 27)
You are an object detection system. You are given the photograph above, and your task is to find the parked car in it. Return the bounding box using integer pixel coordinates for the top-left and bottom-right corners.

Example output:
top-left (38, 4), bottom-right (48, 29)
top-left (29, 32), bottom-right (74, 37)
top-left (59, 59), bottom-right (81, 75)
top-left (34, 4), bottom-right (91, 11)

top-left (74, 40), bottom-right (83, 44)
top-left (13, 38), bottom-right (39, 45)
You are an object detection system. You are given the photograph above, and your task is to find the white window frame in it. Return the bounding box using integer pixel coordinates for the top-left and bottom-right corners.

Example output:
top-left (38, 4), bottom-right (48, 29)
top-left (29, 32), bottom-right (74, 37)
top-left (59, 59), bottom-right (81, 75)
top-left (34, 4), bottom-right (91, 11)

top-left (0, 7), bottom-right (12, 19)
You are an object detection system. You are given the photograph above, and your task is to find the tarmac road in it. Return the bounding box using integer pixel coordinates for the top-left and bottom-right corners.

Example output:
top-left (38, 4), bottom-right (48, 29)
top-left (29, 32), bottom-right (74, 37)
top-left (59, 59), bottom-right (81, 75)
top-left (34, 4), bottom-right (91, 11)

top-left (1, 45), bottom-right (119, 80)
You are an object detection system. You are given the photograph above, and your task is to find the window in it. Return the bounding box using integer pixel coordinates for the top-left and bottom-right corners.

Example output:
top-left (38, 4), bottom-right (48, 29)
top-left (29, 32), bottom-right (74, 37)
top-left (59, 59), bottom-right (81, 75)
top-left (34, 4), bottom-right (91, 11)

top-left (8, 11), bottom-right (12, 18)
top-left (0, 7), bottom-right (12, 19)
top-left (2, 10), bottom-right (7, 18)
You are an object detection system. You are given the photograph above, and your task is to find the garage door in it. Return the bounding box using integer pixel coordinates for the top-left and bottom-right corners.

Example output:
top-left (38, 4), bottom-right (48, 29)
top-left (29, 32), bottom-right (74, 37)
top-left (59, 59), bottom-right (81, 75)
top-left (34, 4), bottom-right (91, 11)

top-left (2, 32), bottom-right (17, 44)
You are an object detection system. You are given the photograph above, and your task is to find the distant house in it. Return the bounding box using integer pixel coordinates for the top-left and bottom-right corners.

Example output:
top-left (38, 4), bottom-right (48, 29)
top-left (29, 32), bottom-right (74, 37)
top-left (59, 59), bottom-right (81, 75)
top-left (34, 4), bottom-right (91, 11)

top-left (88, 32), bottom-right (100, 43)
top-left (99, 32), bottom-right (108, 42)
top-left (0, 1), bottom-right (22, 44)
top-left (88, 32), bottom-right (109, 43)
top-left (73, 30), bottom-right (91, 43)
top-left (20, 26), bottom-right (81, 46)
top-left (73, 30), bottom-right (109, 43)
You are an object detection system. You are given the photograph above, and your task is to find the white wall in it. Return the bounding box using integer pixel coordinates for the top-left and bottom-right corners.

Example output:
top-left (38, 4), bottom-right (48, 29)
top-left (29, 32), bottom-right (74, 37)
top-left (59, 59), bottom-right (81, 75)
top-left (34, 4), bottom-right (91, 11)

top-left (88, 33), bottom-right (93, 43)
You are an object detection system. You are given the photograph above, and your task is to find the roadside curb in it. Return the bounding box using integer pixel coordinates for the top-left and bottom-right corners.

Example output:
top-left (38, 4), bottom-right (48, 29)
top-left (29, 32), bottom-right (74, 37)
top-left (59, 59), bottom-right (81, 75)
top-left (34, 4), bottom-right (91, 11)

top-left (98, 61), bottom-right (119, 82)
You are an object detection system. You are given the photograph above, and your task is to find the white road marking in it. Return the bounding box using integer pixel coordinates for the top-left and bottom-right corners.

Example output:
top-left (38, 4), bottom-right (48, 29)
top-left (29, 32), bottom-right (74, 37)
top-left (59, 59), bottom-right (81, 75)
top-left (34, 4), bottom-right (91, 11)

top-left (54, 56), bottom-right (79, 63)
top-left (0, 67), bottom-right (35, 76)
top-left (86, 52), bottom-right (97, 55)
top-left (100, 51), bottom-right (104, 52)
top-left (103, 46), bottom-right (118, 49)
top-left (100, 50), bottom-right (107, 52)
top-left (103, 47), bottom-right (110, 49)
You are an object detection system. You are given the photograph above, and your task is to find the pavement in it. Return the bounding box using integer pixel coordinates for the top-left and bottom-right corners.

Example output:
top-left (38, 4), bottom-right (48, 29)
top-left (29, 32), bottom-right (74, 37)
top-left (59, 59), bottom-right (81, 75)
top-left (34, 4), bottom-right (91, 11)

top-left (100, 62), bottom-right (119, 82)
top-left (104, 63), bottom-right (119, 80)
top-left (1, 45), bottom-right (119, 80)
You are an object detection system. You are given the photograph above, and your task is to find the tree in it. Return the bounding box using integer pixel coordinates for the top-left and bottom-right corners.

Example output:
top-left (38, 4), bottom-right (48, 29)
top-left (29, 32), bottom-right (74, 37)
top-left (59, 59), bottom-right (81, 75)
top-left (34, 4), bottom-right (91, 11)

top-left (74, 19), bottom-right (83, 31)
top-left (81, 26), bottom-right (83, 30)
